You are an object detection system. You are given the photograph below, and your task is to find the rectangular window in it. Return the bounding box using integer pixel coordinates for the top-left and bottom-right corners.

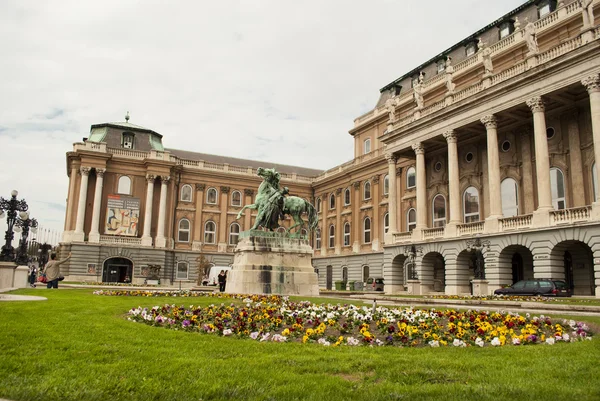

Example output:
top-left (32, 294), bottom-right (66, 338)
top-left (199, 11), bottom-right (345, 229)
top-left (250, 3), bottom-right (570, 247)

top-left (364, 138), bottom-right (371, 154)
top-left (176, 262), bottom-right (188, 280)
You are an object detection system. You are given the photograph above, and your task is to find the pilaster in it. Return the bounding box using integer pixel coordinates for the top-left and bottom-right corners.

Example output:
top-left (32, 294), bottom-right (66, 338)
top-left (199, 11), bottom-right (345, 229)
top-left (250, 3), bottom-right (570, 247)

top-left (72, 166), bottom-right (90, 242)
top-left (88, 168), bottom-right (106, 243)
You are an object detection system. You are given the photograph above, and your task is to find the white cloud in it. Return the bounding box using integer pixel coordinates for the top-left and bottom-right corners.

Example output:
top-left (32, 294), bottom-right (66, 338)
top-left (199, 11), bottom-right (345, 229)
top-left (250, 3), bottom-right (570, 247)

top-left (0, 0), bottom-right (526, 236)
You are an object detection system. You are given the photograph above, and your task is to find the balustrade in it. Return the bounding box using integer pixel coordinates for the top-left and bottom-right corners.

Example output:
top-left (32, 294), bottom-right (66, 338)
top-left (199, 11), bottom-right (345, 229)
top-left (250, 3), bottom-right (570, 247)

top-left (100, 235), bottom-right (143, 246)
top-left (422, 227), bottom-right (445, 240)
top-left (550, 206), bottom-right (591, 225)
top-left (457, 221), bottom-right (484, 236)
top-left (499, 214), bottom-right (533, 231)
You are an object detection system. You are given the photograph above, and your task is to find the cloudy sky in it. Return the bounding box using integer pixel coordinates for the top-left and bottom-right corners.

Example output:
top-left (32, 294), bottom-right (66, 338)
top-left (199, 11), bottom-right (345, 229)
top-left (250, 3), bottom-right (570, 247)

top-left (0, 0), bottom-right (525, 239)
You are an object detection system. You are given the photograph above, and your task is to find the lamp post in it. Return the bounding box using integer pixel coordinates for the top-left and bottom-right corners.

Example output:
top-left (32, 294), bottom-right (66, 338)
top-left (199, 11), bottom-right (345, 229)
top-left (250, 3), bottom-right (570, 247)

top-left (403, 244), bottom-right (423, 280)
top-left (38, 243), bottom-right (52, 269)
top-left (14, 211), bottom-right (38, 266)
top-left (0, 190), bottom-right (29, 262)
top-left (466, 235), bottom-right (491, 279)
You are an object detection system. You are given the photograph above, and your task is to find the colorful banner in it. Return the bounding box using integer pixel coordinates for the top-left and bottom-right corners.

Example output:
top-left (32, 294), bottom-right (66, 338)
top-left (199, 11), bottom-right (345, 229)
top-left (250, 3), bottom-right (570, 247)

top-left (105, 195), bottom-right (140, 236)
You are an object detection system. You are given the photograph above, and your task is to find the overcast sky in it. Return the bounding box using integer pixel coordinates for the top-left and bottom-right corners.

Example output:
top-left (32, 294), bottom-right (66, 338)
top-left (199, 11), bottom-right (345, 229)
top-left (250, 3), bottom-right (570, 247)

top-left (0, 0), bottom-right (525, 240)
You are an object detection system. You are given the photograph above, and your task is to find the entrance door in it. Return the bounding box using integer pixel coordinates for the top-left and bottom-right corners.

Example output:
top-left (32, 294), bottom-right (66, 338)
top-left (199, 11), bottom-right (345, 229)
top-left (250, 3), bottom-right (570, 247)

top-left (326, 265), bottom-right (333, 290)
top-left (564, 251), bottom-right (574, 291)
top-left (103, 257), bottom-right (133, 283)
top-left (512, 253), bottom-right (523, 283)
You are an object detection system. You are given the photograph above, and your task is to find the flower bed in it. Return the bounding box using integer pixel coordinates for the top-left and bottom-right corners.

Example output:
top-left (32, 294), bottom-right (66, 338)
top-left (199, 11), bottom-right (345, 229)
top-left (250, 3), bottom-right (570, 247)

top-left (94, 290), bottom-right (281, 302)
top-left (125, 296), bottom-right (593, 347)
top-left (425, 294), bottom-right (566, 302)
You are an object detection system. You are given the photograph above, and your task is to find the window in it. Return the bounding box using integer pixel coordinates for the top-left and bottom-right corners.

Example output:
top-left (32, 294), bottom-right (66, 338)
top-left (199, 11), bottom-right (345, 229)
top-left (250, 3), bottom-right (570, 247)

top-left (229, 223), bottom-right (240, 245)
top-left (501, 140), bottom-right (511, 152)
top-left (362, 265), bottom-right (370, 282)
top-left (550, 167), bottom-right (566, 210)
top-left (122, 132), bottom-right (134, 149)
top-left (206, 188), bottom-right (218, 204)
top-left (407, 209), bottom-right (417, 232)
top-left (434, 161), bottom-right (443, 172)
top-left (180, 184), bottom-right (192, 202)
top-left (204, 221), bottom-right (216, 244)
top-left (364, 181), bottom-right (371, 200)
top-left (383, 175), bottom-right (389, 195)
top-left (363, 217), bottom-right (371, 244)
top-left (329, 193), bottom-right (336, 210)
top-left (463, 187), bottom-right (480, 223)
top-left (499, 21), bottom-right (514, 39)
top-left (344, 188), bottom-right (351, 206)
top-left (465, 152), bottom-right (474, 163)
top-left (538, 0), bottom-right (556, 17)
top-left (231, 190), bottom-right (242, 207)
top-left (315, 228), bottom-right (321, 249)
top-left (364, 138), bottom-right (371, 154)
top-left (593, 162), bottom-right (598, 202)
top-left (501, 178), bottom-right (519, 217)
top-left (344, 223), bottom-right (350, 246)
top-left (436, 59), bottom-right (446, 74)
top-left (329, 225), bottom-right (335, 248)
top-left (546, 127), bottom-right (555, 139)
top-left (342, 266), bottom-right (348, 283)
top-left (407, 167), bottom-right (416, 188)
top-left (178, 219), bottom-right (191, 242)
top-left (383, 213), bottom-right (389, 235)
top-left (176, 261), bottom-right (188, 280)
top-left (316, 198), bottom-right (321, 213)
top-left (432, 194), bottom-right (446, 227)
top-left (465, 42), bottom-right (478, 57)
top-left (117, 176), bottom-right (131, 195)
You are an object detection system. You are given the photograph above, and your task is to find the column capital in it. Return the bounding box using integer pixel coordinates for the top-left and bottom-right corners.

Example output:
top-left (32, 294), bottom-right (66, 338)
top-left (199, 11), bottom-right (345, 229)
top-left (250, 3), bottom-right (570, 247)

top-left (80, 166), bottom-right (91, 176)
top-left (195, 183), bottom-right (206, 191)
top-left (220, 186), bottom-right (230, 194)
top-left (396, 167), bottom-right (403, 176)
top-left (244, 188), bottom-right (254, 196)
top-left (372, 175), bottom-right (380, 184)
top-left (384, 152), bottom-right (398, 163)
top-left (95, 168), bottom-right (106, 177)
top-left (412, 142), bottom-right (425, 155)
top-left (480, 115), bottom-right (497, 129)
top-left (335, 188), bottom-right (342, 195)
top-left (442, 130), bottom-right (457, 143)
top-left (146, 174), bottom-right (156, 183)
top-left (353, 181), bottom-right (361, 189)
top-left (526, 96), bottom-right (545, 113)
top-left (160, 175), bottom-right (171, 184)
top-left (582, 74), bottom-right (600, 94)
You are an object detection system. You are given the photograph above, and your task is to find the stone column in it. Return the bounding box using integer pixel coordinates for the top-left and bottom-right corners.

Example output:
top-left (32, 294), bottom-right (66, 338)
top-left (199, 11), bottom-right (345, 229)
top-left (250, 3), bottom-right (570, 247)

top-left (141, 175), bottom-right (156, 247)
top-left (72, 166), bottom-right (91, 242)
top-left (62, 165), bottom-right (79, 242)
top-left (352, 183), bottom-right (361, 253)
top-left (385, 153), bottom-right (398, 243)
top-left (335, 188), bottom-right (342, 255)
top-left (412, 143), bottom-right (427, 231)
top-left (88, 168), bottom-right (106, 243)
top-left (243, 189), bottom-right (253, 230)
top-left (521, 132), bottom-right (535, 214)
top-left (192, 184), bottom-right (205, 251)
top-left (567, 112), bottom-right (585, 207)
top-left (371, 176), bottom-right (380, 251)
top-left (321, 192), bottom-right (327, 256)
top-left (582, 75), bottom-right (600, 205)
top-left (526, 97), bottom-right (553, 215)
top-left (444, 130), bottom-right (461, 228)
top-left (218, 186), bottom-right (230, 252)
top-left (155, 175), bottom-right (170, 248)
top-left (481, 115), bottom-right (503, 222)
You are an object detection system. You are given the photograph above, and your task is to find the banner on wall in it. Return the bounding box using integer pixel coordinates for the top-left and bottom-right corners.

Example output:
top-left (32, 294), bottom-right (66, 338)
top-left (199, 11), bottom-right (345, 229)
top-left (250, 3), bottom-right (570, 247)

top-left (105, 195), bottom-right (140, 236)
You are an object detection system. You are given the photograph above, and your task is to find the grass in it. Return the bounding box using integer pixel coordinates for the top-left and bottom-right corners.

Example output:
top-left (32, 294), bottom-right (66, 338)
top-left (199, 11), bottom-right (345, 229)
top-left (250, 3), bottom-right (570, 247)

top-left (1, 289), bottom-right (599, 401)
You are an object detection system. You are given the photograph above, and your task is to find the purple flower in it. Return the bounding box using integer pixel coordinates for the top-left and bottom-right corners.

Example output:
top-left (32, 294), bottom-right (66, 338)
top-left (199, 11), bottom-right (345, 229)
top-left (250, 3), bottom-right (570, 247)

top-left (182, 320), bottom-right (191, 328)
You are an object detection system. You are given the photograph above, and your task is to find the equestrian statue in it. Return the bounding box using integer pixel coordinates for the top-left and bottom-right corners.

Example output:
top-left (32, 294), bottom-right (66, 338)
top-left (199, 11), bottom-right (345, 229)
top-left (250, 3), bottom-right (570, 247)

top-left (236, 167), bottom-right (318, 233)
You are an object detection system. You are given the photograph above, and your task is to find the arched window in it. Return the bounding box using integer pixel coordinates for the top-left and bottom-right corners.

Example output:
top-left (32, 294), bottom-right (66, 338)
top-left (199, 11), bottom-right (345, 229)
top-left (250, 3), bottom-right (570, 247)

top-left (204, 221), bottom-right (216, 244)
top-left (343, 222), bottom-right (350, 246)
top-left (178, 219), bottom-right (190, 242)
top-left (206, 188), bottom-right (218, 205)
top-left (329, 225), bottom-right (335, 248)
top-left (364, 138), bottom-right (371, 154)
top-left (229, 223), bottom-right (240, 245)
top-left (315, 228), bottom-right (321, 249)
top-left (329, 193), bottom-right (336, 209)
top-left (316, 198), bottom-right (322, 213)
top-left (180, 184), bottom-right (192, 202)
top-left (383, 213), bottom-right (389, 235)
top-left (432, 194), bottom-right (446, 227)
top-left (550, 167), bottom-right (566, 210)
top-left (344, 188), bottom-right (351, 206)
top-left (407, 167), bottom-right (416, 189)
top-left (593, 162), bottom-right (598, 202)
top-left (231, 190), bottom-right (242, 207)
top-left (362, 265), bottom-right (370, 282)
top-left (407, 208), bottom-right (417, 232)
top-left (383, 175), bottom-right (389, 195)
top-left (364, 181), bottom-right (371, 200)
top-left (118, 176), bottom-right (131, 195)
top-left (176, 261), bottom-right (189, 280)
top-left (501, 178), bottom-right (519, 217)
top-left (363, 217), bottom-right (371, 244)
top-left (342, 266), bottom-right (348, 282)
top-left (463, 187), bottom-right (480, 223)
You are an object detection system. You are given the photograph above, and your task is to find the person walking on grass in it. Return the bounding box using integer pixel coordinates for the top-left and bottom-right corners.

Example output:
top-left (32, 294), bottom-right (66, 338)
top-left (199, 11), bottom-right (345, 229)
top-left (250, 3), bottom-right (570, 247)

top-left (44, 252), bottom-right (72, 289)
top-left (218, 270), bottom-right (226, 292)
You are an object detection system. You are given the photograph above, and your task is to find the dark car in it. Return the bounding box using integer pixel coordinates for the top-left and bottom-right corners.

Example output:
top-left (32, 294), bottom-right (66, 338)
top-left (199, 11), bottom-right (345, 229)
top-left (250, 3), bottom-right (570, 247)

top-left (494, 279), bottom-right (571, 297)
top-left (366, 277), bottom-right (385, 291)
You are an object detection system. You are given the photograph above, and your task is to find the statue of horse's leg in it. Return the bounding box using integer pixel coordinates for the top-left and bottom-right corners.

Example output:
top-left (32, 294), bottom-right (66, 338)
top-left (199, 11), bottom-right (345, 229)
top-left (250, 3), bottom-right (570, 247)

top-left (287, 213), bottom-right (304, 232)
top-left (237, 203), bottom-right (257, 219)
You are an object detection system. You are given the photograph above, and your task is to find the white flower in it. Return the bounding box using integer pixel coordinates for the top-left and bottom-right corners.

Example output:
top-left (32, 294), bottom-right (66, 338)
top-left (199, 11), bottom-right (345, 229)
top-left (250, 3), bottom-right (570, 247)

top-left (318, 338), bottom-right (331, 346)
top-left (491, 337), bottom-right (501, 346)
top-left (545, 337), bottom-right (555, 345)
top-left (512, 337), bottom-right (521, 345)
top-left (562, 333), bottom-right (570, 342)
top-left (453, 339), bottom-right (466, 347)
top-left (260, 333), bottom-right (271, 342)
top-left (223, 329), bottom-right (232, 336)
top-left (250, 332), bottom-right (260, 340)
top-left (475, 337), bottom-right (485, 347)
top-left (271, 334), bottom-right (287, 343)
top-left (429, 340), bottom-right (440, 348)
top-left (375, 339), bottom-right (384, 346)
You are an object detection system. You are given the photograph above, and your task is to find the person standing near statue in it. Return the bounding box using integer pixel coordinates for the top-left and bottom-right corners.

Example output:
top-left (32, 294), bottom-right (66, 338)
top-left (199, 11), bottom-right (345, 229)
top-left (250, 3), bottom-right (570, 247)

top-left (218, 270), bottom-right (227, 292)
top-left (44, 252), bottom-right (72, 289)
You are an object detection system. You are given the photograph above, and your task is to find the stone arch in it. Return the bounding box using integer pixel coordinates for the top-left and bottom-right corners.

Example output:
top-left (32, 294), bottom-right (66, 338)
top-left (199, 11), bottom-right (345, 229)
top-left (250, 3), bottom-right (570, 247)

top-left (550, 240), bottom-right (595, 295)
top-left (387, 254), bottom-right (407, 293)
top-left (496, 244), bottom-right (534, 287)
top-left (420, 251), bottom-right (445, 293)
top-left (102, 256), bottom-right (134, 283)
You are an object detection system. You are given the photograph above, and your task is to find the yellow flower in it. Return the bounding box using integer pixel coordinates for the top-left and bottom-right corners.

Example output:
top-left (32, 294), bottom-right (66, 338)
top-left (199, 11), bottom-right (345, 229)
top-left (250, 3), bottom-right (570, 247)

top-left (282, 328), bottom-right (290, 336)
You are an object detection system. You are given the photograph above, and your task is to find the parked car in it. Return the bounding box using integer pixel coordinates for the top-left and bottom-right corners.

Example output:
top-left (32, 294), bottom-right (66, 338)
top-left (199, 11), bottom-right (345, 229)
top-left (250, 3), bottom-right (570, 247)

top-left (493, 279), bottom-right (571, 297)
top-left (366, 277), bottom-right (385, 291)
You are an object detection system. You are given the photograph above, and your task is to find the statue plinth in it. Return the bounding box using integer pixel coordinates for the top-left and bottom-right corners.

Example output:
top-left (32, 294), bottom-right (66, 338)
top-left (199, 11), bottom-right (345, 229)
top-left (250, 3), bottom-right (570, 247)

top-left (225, 230), bottom-right (319, 296)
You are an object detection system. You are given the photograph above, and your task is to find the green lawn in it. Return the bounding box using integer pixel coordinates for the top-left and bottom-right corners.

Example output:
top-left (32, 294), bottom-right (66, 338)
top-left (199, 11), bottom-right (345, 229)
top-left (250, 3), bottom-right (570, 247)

top-left (1, 289), bottom-right (599, 401)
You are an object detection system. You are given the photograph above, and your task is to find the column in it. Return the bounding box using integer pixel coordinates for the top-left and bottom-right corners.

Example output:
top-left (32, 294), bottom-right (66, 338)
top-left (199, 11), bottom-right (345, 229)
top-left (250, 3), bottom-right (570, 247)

top-left (88, 168), bottom-right (106, 243)
top-left (443, 130), bottom-right (461, 225)
top-left (582, 75), bottom-right (600, 204)
top-left (481, 115), bottom-right (503, 219)
top-left (243, 189), bottom-right (253, 231)
top-left (218, 186), bottom-right (229, 252)
top-left (335, 188), bottom-right (342, 255)
top-left (385, 153), bottom-right (398, 242)
top-left (526, 97), bottom-right (553, 212)
top-left (371, 176), bottom-right (380, 251)
top-left (155, 175), bottom-right (170, 248)
top-left (321, 192), bottom-right (328, 256)
top-left (412, 143), bottom-right (427, 230)
top-left (141, 175), bottom-right (155, 246)
top-left (352, 183), bottom-right (361, 253)
top-left (192, 184), bottom-right (205, 250)
top-left (566, 112), bottom-right (585, 206)
top-left (62, 165), bottom-right (79, 242)
top-left (521, 132), bottom-right (535, 214)
top-left (72, 166), bottom-right (90, 242)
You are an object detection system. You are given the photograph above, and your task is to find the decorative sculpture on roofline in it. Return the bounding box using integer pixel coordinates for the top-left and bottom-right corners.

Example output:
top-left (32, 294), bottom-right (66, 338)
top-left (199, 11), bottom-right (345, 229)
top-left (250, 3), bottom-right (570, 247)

top-left (236, 167), bottom-right (318, 233)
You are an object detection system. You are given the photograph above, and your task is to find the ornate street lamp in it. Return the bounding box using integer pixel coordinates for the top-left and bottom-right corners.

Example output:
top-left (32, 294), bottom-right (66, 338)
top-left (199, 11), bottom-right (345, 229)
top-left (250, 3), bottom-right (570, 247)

top-left (0, 190), bottom-right (29, 262)
top-left (403, 244), bottom-right (423, 280)
top-left (466, 235), bottom-right (491, 280)
top-left (14, 211), bottom-right (38, 266)
top-left (37, 243), bottom-right (53, 268)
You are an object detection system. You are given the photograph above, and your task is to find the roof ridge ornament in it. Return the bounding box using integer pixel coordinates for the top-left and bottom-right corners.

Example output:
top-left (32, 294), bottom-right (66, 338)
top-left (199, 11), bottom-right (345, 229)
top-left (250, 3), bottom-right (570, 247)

top-left (125, 111), bottom-right (130, 122)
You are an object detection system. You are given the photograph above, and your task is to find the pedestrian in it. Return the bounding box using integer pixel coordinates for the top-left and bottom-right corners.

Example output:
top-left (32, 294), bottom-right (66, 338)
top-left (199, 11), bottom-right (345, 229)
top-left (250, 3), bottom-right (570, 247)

top-left (28, 264), bottom-right (37, 288)
top-left (44, 252), bottom-right (72, 289)
top-left (201, 273), bottom-right (209, 286)
top-left (218, 270), bottom-right (226, 292)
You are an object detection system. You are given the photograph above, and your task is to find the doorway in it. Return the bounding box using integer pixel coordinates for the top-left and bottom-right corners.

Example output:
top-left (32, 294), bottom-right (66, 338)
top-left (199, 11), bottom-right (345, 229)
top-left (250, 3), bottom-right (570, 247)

top-left (103, 257), bottom-right (133, 283)
top-left (512, 253), bottom-right (524, 283)
top-left (326, 265), bottom-right (333, 290)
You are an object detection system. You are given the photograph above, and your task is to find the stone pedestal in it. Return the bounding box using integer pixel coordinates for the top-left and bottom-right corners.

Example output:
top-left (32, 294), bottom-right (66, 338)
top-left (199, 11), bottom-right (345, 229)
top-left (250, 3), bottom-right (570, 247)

top-left (0, 261), bottom-right (17, 289)
top-left (581, 27), bottom-right (595, 44)
top-left (88, 233), bottom-right (100, 243)
top-left (406, 280), bottom-right (421, 295)
top-left (155, 237), bottom-right (167, 248)
top-left (471, 279), bottom-right (489, 296)
top-left (14, 266), bottom-right (29, 288)
top-left (141, 236), bottom-right (153, 247)
top-left (225, 232), bottom-right (319, 296)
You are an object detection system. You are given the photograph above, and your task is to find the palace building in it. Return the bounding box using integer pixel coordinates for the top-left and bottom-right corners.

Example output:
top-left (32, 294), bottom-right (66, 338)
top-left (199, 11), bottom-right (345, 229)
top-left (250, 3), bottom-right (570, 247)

top-left (59, 0), bottom-right (600, 297)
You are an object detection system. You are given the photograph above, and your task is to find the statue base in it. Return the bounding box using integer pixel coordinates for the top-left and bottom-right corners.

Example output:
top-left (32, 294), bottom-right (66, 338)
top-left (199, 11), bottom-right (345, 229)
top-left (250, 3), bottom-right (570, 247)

top-left (225, 231), bottom-right (319, 296)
